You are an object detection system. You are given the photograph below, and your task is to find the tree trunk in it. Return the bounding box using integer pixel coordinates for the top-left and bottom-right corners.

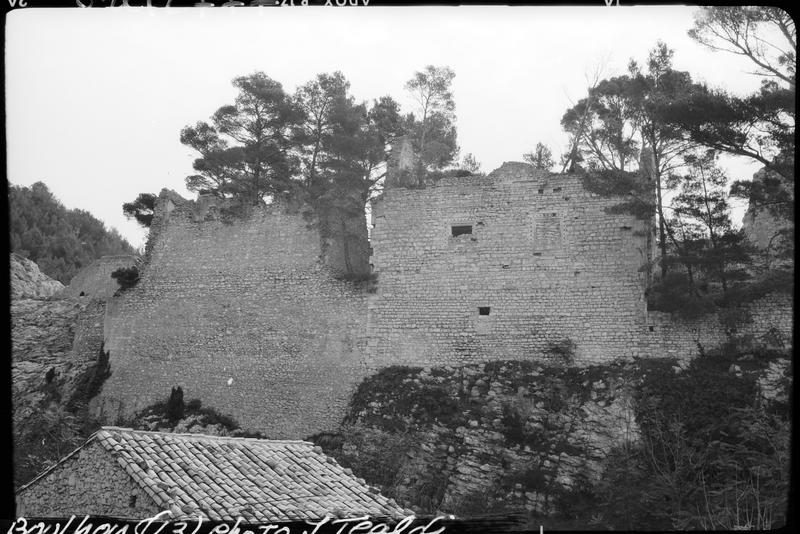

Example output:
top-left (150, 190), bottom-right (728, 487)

top-left (645, 144), bottom-right (669, 279)
top-left (341, 217), bottom-right (353, 276)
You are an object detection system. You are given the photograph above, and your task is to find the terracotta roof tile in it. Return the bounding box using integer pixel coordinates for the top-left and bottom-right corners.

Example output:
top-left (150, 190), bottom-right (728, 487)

top-left (89, 427), bottom-right (405, 522)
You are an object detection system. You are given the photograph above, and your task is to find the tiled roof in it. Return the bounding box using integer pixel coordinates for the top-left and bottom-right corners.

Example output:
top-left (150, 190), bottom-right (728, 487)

top-left (82, 427), bottom-right (407, 522)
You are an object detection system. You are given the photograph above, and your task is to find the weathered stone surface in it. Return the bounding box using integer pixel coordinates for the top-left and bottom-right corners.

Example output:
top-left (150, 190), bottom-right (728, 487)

top-left (327, 354), bottom-right (790, 517)
top-left (741, 167), bottom-right (793, 253)
top-left (10, 253), bottom-right (64, 299)
top-left (12, 296), bottom-right (108, 486)
top-left (16, 441), bottom-right (162, 519)
top-left (97, 192), bottom-right (370, 439)
top-left (331, 361), bottom-right (642, 516)
top-left (84, 164), bottom-right (792, 443)
top-left (12, 298), bottom-right (106, 428)
top-left (60, 254), bottom-right (138, 299)
top-left (369, 163), bottom-right (793, 366)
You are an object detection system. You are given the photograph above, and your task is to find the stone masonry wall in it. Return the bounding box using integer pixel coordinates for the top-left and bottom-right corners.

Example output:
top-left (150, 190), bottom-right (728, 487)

top-left (90, 164), bottom-right (792, 442)
top-left (642, 292), bottom-right (794, 358)
top-left (60, 255), bottom-right (138, 299)
top-left (368, 162), bottom-right (793, 366)
top-left (16, 441), bottom-right (160, 519)
top-left (95, 193), bottom-right (369, 439)
top-left (368, 163), bottom-right (652, 366)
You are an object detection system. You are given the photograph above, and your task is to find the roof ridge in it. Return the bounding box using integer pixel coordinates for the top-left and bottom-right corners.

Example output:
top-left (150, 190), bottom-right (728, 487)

top-left (100, 426), bottom-right (314, 445)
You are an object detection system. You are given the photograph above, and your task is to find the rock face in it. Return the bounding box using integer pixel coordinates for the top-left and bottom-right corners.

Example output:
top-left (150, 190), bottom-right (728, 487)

top-left (319, 361), bottom-right (642, 517)
top-left (319, 353), bottom-right (791, 520)
top-left (11, 297), bottom-right (107, 487)
top-left (10, 253), bottom-right (65, 299)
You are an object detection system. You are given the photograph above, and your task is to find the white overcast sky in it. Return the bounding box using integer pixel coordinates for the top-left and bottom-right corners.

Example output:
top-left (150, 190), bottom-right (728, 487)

top-left (7, 4), bottom-right (766, 250)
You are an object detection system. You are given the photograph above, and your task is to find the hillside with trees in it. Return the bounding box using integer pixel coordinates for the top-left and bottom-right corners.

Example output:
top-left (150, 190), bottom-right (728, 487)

top-left (9, 182), bottom-right (136, 284)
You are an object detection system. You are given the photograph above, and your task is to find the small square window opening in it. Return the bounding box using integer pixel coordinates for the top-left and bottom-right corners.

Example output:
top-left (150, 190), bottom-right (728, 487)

top-left (478, 307), bottom-right (491, 316)
top-left (451, 225), bottom-right (473, 237)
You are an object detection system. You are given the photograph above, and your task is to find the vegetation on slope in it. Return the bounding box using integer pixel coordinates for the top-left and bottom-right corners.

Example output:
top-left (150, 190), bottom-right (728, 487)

top-left (122, 387), bottom-right (267, 438)
top-left (10, 182), bottom-right (135, 284)
top-left (312, 337), bottom-right (790, 530)
top-left (12, 299), bottom-right (109, 488)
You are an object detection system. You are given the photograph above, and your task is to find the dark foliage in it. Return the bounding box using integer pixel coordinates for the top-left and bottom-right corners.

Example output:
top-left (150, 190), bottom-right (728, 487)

top-left (14, 345), bottom-right (111, 487)
top-left (130, 394), bottom-right (266, 437)
top-left (122, 193), bottom-right (156, 228)
top-left (544, 338), bottom-right (577, 365)
top-left (111, 266), bottom-right (140, 292)
top-left (348, 367), bottom-right (461, 431)
top-left (587, 344), bottom-right (790, 529)
top-left (181, 72), bottom-right (303, 204)
top-left (10, 182), bottom-right (136, 283)
top-left (166, 386), bottom-right (185, 422)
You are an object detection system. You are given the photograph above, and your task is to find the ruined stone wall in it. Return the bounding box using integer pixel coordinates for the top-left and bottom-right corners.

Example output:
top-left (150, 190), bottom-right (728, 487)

top-left (368, 163), bottom-right (652, 366)
top-left (16, 441), bottom-right (160, 519)
top-left (368, 162), bottom-right (793, 366)
top-left (741, 167), bottom-right (793, 251)
top-left (60, 255), bottom-right (138, 299)
top-left (96, 193), bottom-right (370, 439)
top-left (642, 292), bottom-right (794, 359)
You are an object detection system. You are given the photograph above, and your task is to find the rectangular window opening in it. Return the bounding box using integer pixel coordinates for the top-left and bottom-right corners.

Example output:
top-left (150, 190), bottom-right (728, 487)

top-left (451, 225), bottom-right (473, 237)
top-left (553, 187), bottom-right (562, 193)
top-left (478, 306), bottom-right (491, 316)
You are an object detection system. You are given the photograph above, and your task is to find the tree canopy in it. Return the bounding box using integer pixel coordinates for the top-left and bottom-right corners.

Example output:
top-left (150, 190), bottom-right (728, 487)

top-left (181, 73), bottom-right (302, 203)
top-left (122, 193), bottom-right (156, 228)
top-left (403, 65), bottom-right (459, 175)
top-left (10, 182), bottom-right (136, 284)
top-left (523, 143), bottom-right (556, 171)
top-left (562, 25), bottom-right (795, 314)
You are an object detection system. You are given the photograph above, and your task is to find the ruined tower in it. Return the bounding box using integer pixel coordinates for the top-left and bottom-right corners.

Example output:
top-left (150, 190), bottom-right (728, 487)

top-left (384, 135), bottom-right (421, 188)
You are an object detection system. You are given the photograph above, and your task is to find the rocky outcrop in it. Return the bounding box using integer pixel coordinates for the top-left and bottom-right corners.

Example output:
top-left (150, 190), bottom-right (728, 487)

top-left (316, 350), bottom-right (791, 523)
top-left (12, 297), bottom-right (108, 487)
top-left (314, 361), bottom-right (642, 518)
top-left (10, 253), bottom-right (64, 299)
